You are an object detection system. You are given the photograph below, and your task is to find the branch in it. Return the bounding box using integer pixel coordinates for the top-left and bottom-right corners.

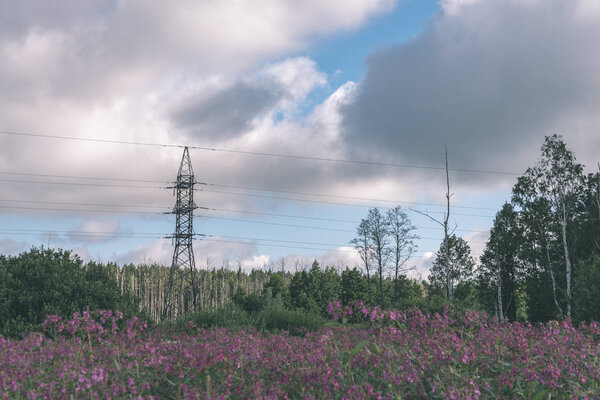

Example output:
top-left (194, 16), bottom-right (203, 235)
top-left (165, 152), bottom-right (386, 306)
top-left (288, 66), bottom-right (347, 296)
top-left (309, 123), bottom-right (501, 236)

top-left (449, 221), bottom-right (458, 236)
top-left (410, 208), bottom-right (444, 227)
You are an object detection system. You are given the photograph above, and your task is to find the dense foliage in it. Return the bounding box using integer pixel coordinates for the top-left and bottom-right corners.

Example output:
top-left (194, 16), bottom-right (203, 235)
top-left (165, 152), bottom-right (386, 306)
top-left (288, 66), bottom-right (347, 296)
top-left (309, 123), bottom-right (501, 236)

top-left (0, 248), bottom-right (139, 337)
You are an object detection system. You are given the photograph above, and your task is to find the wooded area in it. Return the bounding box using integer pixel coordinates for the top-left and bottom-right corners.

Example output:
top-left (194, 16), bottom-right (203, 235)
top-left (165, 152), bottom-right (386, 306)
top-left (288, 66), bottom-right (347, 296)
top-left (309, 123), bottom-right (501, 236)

top-left (0, 135), bottom-right (598, 337)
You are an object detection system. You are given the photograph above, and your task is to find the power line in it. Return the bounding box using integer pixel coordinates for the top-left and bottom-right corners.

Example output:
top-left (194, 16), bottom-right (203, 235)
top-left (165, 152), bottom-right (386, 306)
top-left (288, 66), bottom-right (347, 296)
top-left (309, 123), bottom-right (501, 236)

top-left (0, 227), bottom-right (165, 236)
top-left (0, 130), bottom-right (520, 176)
top-left (201, 189), bottom-right (495, 218)
top-left (0, 201), bottom-right (490, 238)
top-left (199, 236), bottom-right (480, 257)
top-left (0, 178), bottom-right (163, 189)
top-left (202, 182), bottom-right (499, 211)
top-left (0, 231), bottom-right (163, 240)
top-left (203, 206), bottom-right (489, 233)
top-left (0, 226), bottom-right (487, 253)
top-left (0, 179), bottom-right (497, 216)
top-left (0, 204), bottom-right (163, 215)
top-left (200, 215), bottom-right (487, 243)
top-left (0, 197), bottom-right (490, 235)
top-left (0, 170), bottom-right (168, 184)
top-left (0, 169), bottom-right (501, 212)
top-left (0, 211), bottom-right (487, 244)
top-left (0, 199), bottom-right (170, 210)
top-left (200, 236), bottom-right (357, 254)
top-left (202, 234), bottom-right (351, 249)
top-left (204, 206), bottom-right (358, 223)
top-left (202, 215), bottom-right (356, 233)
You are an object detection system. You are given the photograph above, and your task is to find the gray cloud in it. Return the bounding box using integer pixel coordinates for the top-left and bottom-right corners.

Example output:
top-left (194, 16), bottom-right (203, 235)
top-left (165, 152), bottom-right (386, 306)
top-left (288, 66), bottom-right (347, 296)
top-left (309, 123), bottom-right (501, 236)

top-left (341, 0), bottom-right (600, 182)
top-left (172, 83), bottom-right (278, 140)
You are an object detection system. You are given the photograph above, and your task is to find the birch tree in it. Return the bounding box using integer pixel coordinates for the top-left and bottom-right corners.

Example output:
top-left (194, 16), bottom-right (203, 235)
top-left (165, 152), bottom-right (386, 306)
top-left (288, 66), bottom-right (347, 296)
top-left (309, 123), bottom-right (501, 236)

top-left (512, 134), bottom-right (584, 319)
top-left (386, 206), bottom-right (418, 301)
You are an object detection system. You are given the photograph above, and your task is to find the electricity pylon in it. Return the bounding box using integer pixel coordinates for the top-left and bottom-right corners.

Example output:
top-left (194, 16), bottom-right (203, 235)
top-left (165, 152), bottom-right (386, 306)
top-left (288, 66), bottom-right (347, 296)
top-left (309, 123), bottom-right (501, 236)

top-left (162, 147), bottom-right (198, 321)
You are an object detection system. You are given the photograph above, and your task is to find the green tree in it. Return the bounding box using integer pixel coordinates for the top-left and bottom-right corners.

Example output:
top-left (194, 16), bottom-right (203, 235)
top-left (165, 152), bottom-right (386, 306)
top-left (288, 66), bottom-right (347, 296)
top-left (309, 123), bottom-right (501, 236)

top-left (512, 134), bottom-right (585, 318)
top-left (429, 235), bottom-right (474, 296)
top-left (289, 266), bottom-right (319, 313)
top-left (572, 254), bottom-right (600, 323)
top-left (262, 273), bottom-right (291, 307)
top-left (479, 203), bottom-right (524, 321)
top-left (340, 267), bottom-right (368, 306)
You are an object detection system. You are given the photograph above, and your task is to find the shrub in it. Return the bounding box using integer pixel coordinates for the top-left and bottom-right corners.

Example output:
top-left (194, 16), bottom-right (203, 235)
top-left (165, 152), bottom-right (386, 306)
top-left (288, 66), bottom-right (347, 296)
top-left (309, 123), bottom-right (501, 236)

top-left (183, 306), bottom-right (251, 330)
top-left (255, 306), bottom-right (327, 335)
top-left (0, 248), bottom-right (140, 337)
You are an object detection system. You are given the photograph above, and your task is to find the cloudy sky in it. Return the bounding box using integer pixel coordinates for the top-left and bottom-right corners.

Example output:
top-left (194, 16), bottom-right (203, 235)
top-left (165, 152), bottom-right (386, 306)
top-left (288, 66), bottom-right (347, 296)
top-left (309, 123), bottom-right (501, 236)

top-left (1, 0), bottom-right (599, 276)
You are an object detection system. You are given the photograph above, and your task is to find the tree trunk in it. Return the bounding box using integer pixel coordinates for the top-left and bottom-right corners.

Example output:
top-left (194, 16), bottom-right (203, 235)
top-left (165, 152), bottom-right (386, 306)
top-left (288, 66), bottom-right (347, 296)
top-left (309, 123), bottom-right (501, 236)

top-left (560, 201), bottom-right (572, 319)
top-left (365, 264), bottom-right (372, 306)
top-left (379, 259), bottom-right (384, 307)
top-left (545, 240), bottom-right (563, 319)
top-left (496, 250), bottom-right (504, 321)
top-left (444, 146), bottom-right (452, 300)
top-left (394, 264), bottom-right (399, 301)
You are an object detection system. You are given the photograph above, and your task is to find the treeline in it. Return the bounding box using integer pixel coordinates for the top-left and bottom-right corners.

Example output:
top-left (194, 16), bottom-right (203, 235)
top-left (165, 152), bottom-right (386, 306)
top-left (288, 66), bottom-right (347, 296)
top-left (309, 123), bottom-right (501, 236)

top-left (106, 262), bottom-right (274, 321)
top-left (1, 135), bottom-right (598, 336)
top-left (0, 249), bottom-right (278, 336)
top-left (0, 247), bottom-right (429, 337)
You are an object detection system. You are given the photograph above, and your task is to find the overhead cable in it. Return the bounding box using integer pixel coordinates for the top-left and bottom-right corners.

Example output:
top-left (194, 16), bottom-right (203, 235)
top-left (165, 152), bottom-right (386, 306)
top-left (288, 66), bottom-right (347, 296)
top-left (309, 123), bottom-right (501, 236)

top-left (0, 130), bottom-right (520, 176)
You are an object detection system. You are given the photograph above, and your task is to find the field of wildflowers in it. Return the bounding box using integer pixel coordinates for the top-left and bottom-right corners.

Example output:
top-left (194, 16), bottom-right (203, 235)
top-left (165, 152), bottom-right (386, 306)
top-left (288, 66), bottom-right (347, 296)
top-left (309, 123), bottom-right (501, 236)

top-left (1, 304), bottom-right (599, 399)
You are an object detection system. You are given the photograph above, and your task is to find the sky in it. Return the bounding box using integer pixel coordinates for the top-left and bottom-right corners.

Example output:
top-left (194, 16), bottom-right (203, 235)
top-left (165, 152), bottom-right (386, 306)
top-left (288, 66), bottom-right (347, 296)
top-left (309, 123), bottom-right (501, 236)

top-left (1, 0), bottom-right (600, 277)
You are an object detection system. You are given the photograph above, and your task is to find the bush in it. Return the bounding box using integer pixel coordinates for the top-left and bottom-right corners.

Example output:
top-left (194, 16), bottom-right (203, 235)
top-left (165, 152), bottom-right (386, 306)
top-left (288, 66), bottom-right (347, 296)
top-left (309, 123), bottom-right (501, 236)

top-left (183, 306), bottom-right (252, 330)
top-left (573, 254), bottom-right (600, 324)
top-left (180, 304), bottom-right (327, 335)
top-left (0, 247), bottom-right (140, 337)
top-left (256, 306), bottom-right (327, 335)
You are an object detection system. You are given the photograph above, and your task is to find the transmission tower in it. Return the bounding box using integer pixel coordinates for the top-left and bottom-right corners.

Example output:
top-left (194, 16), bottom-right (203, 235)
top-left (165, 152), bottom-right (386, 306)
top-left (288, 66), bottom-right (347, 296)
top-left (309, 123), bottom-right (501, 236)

top-left (162, 147), bottom-right (198, 321)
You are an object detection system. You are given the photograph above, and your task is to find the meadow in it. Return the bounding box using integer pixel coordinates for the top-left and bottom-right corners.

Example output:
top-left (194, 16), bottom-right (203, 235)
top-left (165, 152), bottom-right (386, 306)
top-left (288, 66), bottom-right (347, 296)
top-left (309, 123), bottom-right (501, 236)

top-left (1, 303), bottom-right (599, 399)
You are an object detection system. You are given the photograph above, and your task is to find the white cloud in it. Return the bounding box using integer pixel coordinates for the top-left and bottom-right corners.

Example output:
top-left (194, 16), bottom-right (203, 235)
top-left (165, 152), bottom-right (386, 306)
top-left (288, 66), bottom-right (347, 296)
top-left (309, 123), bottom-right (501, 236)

top-left (0, 238), bottom-right (29, 256)
top-left (462, 230), bottom-right (489, 262)
top-left (261, 57), bottom-right (328, 110)
top-left (114, 239), bottom-right (172, 265)
top-left (0, 0), bottom-right (396, 104)
top-left (68, 219), bottom-right (123, 243)
top-left (413, 251), bottom-right (435, 280)
top-left (439, 0), bottom-right (481, 16)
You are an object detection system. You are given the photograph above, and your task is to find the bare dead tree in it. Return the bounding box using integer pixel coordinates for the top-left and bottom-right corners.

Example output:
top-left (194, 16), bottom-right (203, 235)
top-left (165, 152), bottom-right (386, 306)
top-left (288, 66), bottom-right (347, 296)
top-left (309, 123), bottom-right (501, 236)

top-left (365, 208), bottom-right (391, 307)
top-left (351, 218), bottom-right (373, 305)
top-left (411, 145), bottom-right (456, 300)
top-left (387, 206), bottom-right (418, 300)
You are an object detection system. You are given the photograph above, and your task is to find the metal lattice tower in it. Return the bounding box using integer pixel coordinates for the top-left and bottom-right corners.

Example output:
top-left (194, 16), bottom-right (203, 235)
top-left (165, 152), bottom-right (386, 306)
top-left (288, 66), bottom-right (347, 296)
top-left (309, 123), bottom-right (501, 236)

top-left (162, 147), bottom-right (198, 321)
